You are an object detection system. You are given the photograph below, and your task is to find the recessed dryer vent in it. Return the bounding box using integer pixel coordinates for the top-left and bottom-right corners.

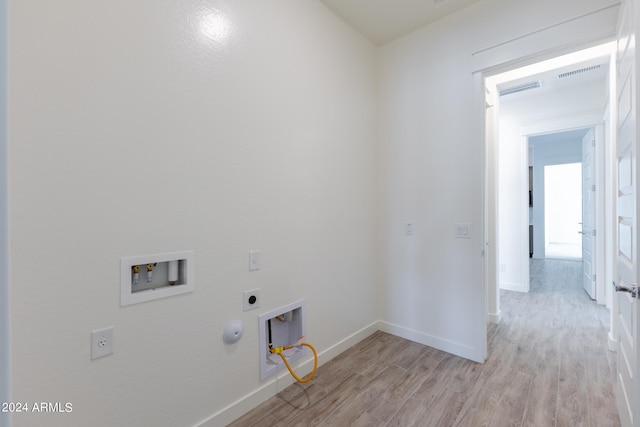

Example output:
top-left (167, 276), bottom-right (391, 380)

top-left (121, 250), bottom-right (194, 306)
top-left (258, 300), bottom-right (306, 381)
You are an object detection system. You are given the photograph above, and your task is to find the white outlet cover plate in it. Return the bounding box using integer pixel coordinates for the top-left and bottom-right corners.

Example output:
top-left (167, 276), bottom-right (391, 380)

top-left (91, 327), bottom-right (114, 360)
top-left (243, 289), bottom-right (260, 311)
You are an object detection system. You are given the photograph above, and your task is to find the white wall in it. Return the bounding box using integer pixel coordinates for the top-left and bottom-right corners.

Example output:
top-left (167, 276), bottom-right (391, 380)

top-left (377, 0), bottom-right (617, 359)
top-left (498, 81), bottom-right (606, 291)
top-left (8, 2), bottom-right (377, 426)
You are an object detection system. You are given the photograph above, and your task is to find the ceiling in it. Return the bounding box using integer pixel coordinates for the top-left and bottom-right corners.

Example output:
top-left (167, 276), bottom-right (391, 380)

top-left (499, 52), bottom-right (610, 142)
top-left (529, 128), bottom-right (591, 145)
top-left (320, 0), bottom-right (611, 103)
top-left (320, 0), bottom-right (482, 46)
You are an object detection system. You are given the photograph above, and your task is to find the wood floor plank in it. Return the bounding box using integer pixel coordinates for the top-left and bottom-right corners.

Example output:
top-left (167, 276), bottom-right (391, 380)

top-left (351, 360), bottom-right (435, 426)
top-left (384, 348), bottom-right (451, 426)
top-left (386, 354), bottom-right (481, 426)
top-left (490, 369), bottom-right (532, 427)
top-left (391, 340), bottom-right (430, 370)
top-left (419, 387), bottom-right (468, 427)
top-left (274, 372), bottom-right (372, 427)
top-left (385, 397), bottom-right (434, 427)
top-left (450, 340), bottom-right (519, 427)
top-left (585, 345), bottom-right (620, 427)
top-left (521, 341), bottom-right (560, 427)
top-left (226, 395), bottom-right (288, 427)
top-left (556, 338), bottom-right (591, 427)
top-left (316, 365), bottom-right (407, 426)
top-left (451, 374), bottom-right (501, 427)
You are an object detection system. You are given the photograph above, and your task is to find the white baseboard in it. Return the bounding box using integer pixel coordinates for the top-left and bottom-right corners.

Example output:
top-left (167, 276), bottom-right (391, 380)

top-left (378, 320), bottom-right (480, 362)
top-left (488, 311), bottom-right (502, 324)
top-left (499, 281), bottom-right (528, 293)
top-left (608, 331), bottom-right (618, 352)
top-left (197, 321), bottom-right (380, 427)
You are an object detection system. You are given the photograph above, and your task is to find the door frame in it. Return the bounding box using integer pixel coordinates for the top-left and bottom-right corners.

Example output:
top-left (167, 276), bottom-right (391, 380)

top-left (522, 117), bottom-right (606, 298)
top-left (480, 64), bottom-right (612, 318)
top-left (472, 5), bottom-right (618, 324)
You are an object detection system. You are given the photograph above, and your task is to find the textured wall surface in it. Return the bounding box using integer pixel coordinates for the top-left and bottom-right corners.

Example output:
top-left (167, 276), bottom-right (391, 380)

top-left (8, 1), bottom-right (377, 426)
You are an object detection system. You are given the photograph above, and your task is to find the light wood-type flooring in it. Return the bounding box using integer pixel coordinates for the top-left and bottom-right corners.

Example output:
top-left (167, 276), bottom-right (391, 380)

top-left (229, 259), bottom-right (620, 426)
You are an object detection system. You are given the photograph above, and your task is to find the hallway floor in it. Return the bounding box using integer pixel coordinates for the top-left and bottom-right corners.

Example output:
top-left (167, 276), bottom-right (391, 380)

top-left (229, 259), bottom-right (619, 426)
top-left (544, 242), bottom-right (582, 259)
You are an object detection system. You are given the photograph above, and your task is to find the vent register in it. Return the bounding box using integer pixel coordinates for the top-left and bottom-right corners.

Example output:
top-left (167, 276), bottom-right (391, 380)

top-left (499, 81), bottom-right (541, 96)
top-left (498, 64), bottom-right (602, 97)
top-left (557, 64), bottom-right (601, 79)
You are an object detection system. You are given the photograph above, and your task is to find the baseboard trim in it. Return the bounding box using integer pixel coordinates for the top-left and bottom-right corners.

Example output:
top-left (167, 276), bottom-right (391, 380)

top-left (488, 311), bottom-right (502, 324)
top-left (378, 320), bottom-right (480, 362)
top-left (197, 320), bottom-right (380, 427)
top-left (500, 281), bottom-right (529, 293)
top-left (608, 331), bottom-right (618, 352)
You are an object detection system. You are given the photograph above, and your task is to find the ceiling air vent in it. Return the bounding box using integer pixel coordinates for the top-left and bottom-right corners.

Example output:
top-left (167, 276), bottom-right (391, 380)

top-left (499, 81), bottom-right (542, 97)
top-left (558, 64), bottom-right (601, 79)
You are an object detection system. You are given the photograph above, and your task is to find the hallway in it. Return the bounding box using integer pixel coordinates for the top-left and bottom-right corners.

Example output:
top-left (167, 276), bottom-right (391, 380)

top-left (496, 258), bottom-right (619, 426)
top-left (230, 259), bottom-right (619, 426)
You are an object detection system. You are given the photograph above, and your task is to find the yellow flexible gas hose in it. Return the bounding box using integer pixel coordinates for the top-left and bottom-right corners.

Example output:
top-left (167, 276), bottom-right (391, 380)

top-left (270, 342), bottom-right (318, 383)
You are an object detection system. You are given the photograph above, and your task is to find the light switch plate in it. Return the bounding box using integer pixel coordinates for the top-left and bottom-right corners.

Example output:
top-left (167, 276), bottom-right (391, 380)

top-left (404, 223), bottom-right (415, 235)
top-left (455, 223), bottom-right (471, 239)
top-left (249, 250), bottom-right (260, 271)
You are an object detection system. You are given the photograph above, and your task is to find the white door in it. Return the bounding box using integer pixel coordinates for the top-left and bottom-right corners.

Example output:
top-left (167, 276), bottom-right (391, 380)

top-left (582, 128), bottom-right (596, 299)
top-left (615, 0), bottom-right (640, 425)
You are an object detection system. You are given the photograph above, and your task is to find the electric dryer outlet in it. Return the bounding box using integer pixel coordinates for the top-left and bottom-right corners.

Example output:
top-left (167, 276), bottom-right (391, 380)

top-left (243, 289), bottom-right (260, 311)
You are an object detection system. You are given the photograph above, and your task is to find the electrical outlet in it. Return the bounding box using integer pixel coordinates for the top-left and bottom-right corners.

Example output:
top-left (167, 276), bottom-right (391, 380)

top-left (243, 289), bottom-right (260, 311)
top-left (91, 327), bottom-right (114, 360)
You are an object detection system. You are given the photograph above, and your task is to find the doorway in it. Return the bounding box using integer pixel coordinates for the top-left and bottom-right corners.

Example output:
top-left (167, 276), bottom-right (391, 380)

top-left (528, 128), bottom-right (588, 262)
top-left (485, 42), bottom-right (614, 321)
top-left (544, 162), bottom-right (582, 259)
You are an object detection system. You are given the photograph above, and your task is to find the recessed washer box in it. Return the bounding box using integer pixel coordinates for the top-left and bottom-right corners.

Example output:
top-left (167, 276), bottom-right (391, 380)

top-left (258, 300), bottom-right (306, 381)
top-left (121, 250), bottom-right (194, 306)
